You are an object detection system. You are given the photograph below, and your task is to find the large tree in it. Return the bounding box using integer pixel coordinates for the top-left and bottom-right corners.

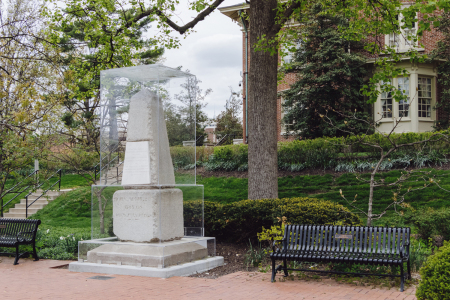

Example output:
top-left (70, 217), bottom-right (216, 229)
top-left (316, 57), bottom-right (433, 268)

top-left (45, 0), bottom-right (445, 200)
top-left (282, 4), bottom-right (372, 139)
top-left (0, 0), bottom-right (63, 199)
top-left (45, 2), bottom-right (164, 149)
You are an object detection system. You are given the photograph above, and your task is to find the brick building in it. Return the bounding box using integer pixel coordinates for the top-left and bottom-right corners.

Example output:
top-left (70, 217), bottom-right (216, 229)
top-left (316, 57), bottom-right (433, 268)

top-left (219, 3), bottom-right (446, 143)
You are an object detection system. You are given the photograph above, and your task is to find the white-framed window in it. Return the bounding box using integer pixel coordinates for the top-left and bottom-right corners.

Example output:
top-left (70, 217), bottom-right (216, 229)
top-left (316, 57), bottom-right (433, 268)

top-left (385, 9), bottom-right (418, 50)
top-left (381, 81), bottom-right (393, 118)
top-left (377, 75), bottom-right (435, 122)
top-left (282, 39), bottom-right (303, 64)
top-left (418, 77), bottom-right (432, 118)
top-left (397, 77), bottom-right (410, 117)
top-left (280, 95), bottom-right (297, 134)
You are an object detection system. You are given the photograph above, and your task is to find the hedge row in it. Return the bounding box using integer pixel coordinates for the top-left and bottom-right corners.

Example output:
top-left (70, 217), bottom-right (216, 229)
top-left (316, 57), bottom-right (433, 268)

top-left (171, 131), bottom-right (450, 171)
top-left (184, 197), bottom-right (362, 242)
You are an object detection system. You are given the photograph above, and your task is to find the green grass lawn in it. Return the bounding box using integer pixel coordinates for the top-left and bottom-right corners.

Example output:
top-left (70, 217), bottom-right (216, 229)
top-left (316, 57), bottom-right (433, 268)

top-left (27, 168), bottom-right (450, 231)
top-left (1, 173), bottom-right (92, 214)
top-left (200, 169), bottom-right (450, 226)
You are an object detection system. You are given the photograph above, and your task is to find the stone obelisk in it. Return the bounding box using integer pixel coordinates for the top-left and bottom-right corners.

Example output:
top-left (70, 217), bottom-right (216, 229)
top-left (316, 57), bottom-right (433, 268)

top-left (113, 89), bottom-right (184, 242)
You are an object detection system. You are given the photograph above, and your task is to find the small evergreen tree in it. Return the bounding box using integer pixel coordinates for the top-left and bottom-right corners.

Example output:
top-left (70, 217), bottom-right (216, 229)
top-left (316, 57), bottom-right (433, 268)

top-left (282, 5), bottom-right (372, 139)
top-left (432, 11), bottom-right (450, 131)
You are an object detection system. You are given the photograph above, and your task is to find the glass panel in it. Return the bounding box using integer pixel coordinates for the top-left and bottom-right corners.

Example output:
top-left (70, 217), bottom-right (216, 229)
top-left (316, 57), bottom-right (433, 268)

top-left (99, 65), bottom-right (197, 185)
top-left (92, 184), bottom-right (204, 242)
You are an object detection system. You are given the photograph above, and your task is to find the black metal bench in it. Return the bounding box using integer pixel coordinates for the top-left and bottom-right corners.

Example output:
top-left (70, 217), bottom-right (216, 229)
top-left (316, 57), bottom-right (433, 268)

top-left (271, 225), bottom-right (411, 291)
top-left (0, 219), bottom-right (41, 265)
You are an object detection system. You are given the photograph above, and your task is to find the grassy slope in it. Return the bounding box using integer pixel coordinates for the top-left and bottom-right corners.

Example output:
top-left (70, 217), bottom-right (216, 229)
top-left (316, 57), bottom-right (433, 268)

top-left (31, 168), bottom-right (450, 230)
top-left (1, 174), bottom-right (91, 214)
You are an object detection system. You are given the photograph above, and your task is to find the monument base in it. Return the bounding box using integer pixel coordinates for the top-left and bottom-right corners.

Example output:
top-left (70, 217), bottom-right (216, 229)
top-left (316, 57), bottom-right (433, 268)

top-left (86, 240), bottom-right (208, 268)
top-left (72, 237), bottom-right (223, 278)
top-left (69, 257), bottom-right (224, 278)
top-left (113, 188), bottom-right (184, 242)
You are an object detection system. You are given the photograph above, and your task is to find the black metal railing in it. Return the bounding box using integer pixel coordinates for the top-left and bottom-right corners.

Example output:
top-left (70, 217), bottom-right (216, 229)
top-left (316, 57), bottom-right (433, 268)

top-left (97, 153), bottom-right (122, 184)
top-left (24, 169), bottom-right (62, 218)
top-left (196, 135), bottom-right (204, 146)
top-left (94, 144), bottom-right (122, 182)
top-left (215, 134), bottom-right (237, 146)
top-left (1, 170), bottom-right (38, 218)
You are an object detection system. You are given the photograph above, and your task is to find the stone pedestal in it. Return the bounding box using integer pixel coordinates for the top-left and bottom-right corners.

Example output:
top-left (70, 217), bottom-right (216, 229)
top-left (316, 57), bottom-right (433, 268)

top-left (86, 239), bottom-right (208, 268)
top-left (113, 189), bottom-right (184, 242)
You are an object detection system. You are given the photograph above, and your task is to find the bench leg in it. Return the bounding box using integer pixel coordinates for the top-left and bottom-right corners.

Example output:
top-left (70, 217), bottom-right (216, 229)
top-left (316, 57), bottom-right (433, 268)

top-left (13, 246), bottom-right (19, 265)
top-left (33, 243), bottom-right (39, 261)
top-left (271, 259), bottom-right (276, 282)
top-left (283, 258), bottom-right (288, 277)
top-left (407, 260), bottom-right (411, 280)
top-left (400, 263), bottom-right (404, 292)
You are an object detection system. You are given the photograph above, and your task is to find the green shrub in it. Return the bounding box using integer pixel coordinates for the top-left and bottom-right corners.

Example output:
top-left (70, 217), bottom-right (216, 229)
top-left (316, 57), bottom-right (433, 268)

top-left (176, 131), bottom-right (450, 172)
top-left (185, 197), bottom-right (362, 242)
top-left (36, 227), bottom-right (90, 260)
top-left (405, 207), bottom-right (450, 242)
top-left (410, 237), bottom-right (436, 273)
top-left (0, 226), bottom-right (91, 261)
top-left (416, 241), bottom-right (450, 300)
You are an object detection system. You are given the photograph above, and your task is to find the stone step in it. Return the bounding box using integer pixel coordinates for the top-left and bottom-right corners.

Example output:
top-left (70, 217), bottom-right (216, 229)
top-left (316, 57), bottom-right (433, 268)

top-left (19, 199), bottom-right (50, 205)
top-left (33, 190), bottom-right (62, 197)
top-left (1, 189), bottom-right (71, 219)
top-left (14, 203), bottom-right (47, 209)
top-left (8, 207), bottom-right (42, 214)
top-left (24, 194), bottom-right (58, 201)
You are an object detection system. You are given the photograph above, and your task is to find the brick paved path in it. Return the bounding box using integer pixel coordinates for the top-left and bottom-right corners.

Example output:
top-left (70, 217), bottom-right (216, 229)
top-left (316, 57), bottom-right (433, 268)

top-left (0, 258), bottom-right (417, 300)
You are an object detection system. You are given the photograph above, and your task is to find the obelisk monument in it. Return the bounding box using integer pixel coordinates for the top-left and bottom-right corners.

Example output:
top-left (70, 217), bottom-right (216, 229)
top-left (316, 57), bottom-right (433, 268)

top-left (112, 89), bottom-right (184, 242)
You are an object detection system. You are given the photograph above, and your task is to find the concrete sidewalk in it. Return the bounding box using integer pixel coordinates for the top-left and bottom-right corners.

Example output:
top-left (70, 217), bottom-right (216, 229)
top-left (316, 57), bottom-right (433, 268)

top-left (0, 257), bottom-right (417, 300)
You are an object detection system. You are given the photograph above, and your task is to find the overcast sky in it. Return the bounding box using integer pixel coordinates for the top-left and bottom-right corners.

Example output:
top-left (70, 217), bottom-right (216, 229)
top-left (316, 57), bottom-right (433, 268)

top-left (161, 1), bottom-right (244, 119)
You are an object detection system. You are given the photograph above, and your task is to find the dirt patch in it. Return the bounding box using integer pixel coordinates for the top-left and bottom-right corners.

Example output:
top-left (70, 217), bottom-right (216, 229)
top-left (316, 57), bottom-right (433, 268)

top-left (190, 167), bottom-right (347, 179)
top-left (189, 242), bottom-right (258, 279)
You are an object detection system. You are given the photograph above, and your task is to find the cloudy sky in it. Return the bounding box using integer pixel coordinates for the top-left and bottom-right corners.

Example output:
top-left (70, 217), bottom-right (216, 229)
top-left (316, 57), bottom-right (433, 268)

top-left (161, 1), bottom-right (244, 119)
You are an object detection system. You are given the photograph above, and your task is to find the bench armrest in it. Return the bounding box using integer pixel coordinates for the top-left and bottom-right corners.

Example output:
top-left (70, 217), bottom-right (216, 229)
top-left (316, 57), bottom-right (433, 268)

top-left (399, 241), bottom-right (410, 258)
top-left (272, 238), bottom-right (285, 254)
top-left (16, 231), bottom-right (35, 242)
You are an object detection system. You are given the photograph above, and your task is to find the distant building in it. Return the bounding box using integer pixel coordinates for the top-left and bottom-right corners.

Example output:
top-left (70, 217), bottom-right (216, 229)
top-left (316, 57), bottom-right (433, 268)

top-left (204, 122), bottom-right (217, 144)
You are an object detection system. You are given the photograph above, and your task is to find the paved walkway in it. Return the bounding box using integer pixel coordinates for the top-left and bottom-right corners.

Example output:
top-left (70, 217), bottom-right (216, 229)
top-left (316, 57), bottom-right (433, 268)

top-left (0, 257), bottom-right (417, 300)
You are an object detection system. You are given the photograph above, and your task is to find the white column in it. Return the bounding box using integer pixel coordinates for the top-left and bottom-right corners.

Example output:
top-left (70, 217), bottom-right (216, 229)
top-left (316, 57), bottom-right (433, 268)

top-left (410, 72), bottom-right (419, 132)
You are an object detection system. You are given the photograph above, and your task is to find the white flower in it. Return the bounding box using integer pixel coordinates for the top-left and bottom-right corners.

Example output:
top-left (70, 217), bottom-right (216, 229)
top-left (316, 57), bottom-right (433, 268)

top-left (73, 237), bottom-right (75, 241)
top-left (46, 229), bottom-right (50, 233)
top-left (67, 235), bottom-right (70, 238)
top-left (60, 236), bottom-right (64, 240)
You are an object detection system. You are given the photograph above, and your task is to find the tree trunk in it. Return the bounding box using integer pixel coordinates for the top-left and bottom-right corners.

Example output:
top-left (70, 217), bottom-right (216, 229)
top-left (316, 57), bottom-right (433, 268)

top-left (367, 173), bottom-right (375, 226)
top-left (248, 0), bottom-right (279, 200)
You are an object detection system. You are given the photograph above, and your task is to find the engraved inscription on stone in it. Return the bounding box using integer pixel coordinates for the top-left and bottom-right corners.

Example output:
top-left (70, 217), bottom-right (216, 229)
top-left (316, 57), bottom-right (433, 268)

top-left (113, 196), bottom-right (152, 220)
top-left (121, 142), bottom-right (151, 185)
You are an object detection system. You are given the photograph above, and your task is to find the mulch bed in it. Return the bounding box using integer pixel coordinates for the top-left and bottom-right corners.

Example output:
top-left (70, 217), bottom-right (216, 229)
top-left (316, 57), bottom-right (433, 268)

top-left (189, 242), bottom-right (258, 279)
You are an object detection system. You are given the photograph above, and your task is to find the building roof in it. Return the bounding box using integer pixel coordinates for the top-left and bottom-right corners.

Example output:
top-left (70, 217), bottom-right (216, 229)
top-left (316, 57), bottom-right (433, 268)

top-left (218, 2), bottom-right (249, 22)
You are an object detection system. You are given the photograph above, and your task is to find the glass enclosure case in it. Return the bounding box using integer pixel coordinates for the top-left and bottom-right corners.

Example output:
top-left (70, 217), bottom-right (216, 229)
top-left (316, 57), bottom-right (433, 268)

top-left (81, 65), bottom-right (210, 267)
